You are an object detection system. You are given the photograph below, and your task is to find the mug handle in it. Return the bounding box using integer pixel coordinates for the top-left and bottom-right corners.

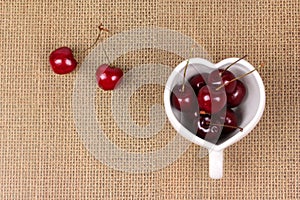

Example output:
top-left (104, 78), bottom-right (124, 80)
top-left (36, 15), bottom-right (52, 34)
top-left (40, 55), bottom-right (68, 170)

top-left (209, 149), bottom-right (224, 179)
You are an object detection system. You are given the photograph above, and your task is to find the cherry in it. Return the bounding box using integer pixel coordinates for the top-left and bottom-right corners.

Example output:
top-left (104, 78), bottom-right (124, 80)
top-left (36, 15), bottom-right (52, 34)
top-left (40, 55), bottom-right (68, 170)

top-left (208, 55), bottom-right (247, 92)
top-left (96, 64), bottom-right (123, 90)
top-left (171, 84), bottom-right (197, 112)
top-left (171, 59), bottom-right (198, 112)
top-left (95, 46), bottom-right (124, 91)
top-left (89, 24), bottom-right (124, 91)
top-left (208, 69), bottom-right (237, 94)
top-left (196, 114), bottom-right (222, 142)
top-left (227, 80), bottom-right (246, 108)
top-left (49, 47), bottom-right (77, 74)
top-left (194, 109), bottom-right (242, 141)
top-left (178, 110), bottom-right (199, 133)
top-left (219, 108), bottom-right (239, 135)
top-left (197, 85), bottom-right (226, 114)
top-left (188, 73), bottom-right (207, 95)
top-left (215, 62), bottom-right (264, 92)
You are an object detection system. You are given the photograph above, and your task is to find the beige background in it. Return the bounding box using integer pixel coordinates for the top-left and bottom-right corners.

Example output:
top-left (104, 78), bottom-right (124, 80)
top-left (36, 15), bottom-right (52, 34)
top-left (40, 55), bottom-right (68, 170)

top-left (0, 1), bottom-right (299, 199)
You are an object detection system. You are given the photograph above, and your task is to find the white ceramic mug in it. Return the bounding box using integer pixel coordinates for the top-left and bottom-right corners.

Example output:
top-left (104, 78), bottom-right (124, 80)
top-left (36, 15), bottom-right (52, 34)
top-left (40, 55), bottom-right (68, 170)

top-left (164, 58), bottom-right (265, 179)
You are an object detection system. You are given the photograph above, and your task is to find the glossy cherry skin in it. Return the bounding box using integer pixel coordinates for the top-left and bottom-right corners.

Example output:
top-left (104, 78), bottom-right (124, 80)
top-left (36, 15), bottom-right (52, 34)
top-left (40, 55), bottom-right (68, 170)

top-left (188, 73), bottom-right (208, 95)
top-left (219, 108), bottom-right (238, 135)
top-left (171, 84), bottom-right (198, 112)
top-left (49, 47), bottom-right (77, 74)
top-left (208, 69), bottom-right (237, 94)
top-left (179, 110), bottom-right (199, 134)
top-left (96, 64), bottom-right (123, 90)
top-left (196, 114), bottom-right (222, 142)
top-left (197, 85), bottom-right (226, 114)
top-left (227, 80), bottom-right (246, 108)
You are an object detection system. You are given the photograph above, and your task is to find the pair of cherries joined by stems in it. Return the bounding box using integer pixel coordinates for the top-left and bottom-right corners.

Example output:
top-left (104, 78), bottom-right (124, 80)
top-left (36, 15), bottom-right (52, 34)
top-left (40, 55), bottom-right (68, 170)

top-left (171, 56), bottom-right (263, 142)
top-left (49, 24), bottom-right (123, 90)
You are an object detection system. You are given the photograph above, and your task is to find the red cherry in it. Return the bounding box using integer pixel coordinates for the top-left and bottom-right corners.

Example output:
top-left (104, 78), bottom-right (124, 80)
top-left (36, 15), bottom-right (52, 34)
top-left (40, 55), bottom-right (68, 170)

top-left (208, 69), bottom-right (237, 94)
top-left (197, 85), bottom-right (226, 114)
top-left (227, 80), bottom-right (246, 108)
top-left (178, 110), bottom-right (199, 133)
top-left (219, 108), bottom-right (238, 135)
top-left (96, 64), bottom-right (123, 90)
top-left (49, 47), bottom-right (77, 74)
top-left (196, 114), bottom-right (222, 142)
top-left (171, 84), bottom-right (198, 112)
top-left (188, 73), bottom-right (207, 94)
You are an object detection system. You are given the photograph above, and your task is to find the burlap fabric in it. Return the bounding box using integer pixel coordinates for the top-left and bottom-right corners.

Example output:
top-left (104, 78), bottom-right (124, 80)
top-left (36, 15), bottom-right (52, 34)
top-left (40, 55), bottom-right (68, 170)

top-left (0, 1), bottom-right (299, 199)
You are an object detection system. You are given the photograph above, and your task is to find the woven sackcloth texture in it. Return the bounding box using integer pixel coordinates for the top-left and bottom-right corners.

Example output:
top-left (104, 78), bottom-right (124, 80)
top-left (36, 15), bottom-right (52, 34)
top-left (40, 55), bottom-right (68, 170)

top-left (0, 0), bottom-right (299, 199)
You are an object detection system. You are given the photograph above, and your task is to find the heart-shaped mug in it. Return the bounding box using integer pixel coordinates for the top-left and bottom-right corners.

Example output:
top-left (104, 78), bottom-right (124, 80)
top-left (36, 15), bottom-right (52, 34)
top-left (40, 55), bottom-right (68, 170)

top-left (164, 58), bottom-right (265, 179)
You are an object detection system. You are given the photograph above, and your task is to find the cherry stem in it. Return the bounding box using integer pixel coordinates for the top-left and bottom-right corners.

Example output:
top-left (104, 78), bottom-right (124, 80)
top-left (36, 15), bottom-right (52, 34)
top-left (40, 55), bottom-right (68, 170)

top-left (208, 122), bottom-right (243, 132)
top-left (199, 110), bottom-right (209, 115)
top-left (216, 63), bottom-right (265, 91)
top-left (181, 60), bottom-right (190, 91)
top-left (181, 46), bottom-right (196, 91)
top-left (102, 47), bottom-right (112, 65)
top-left (83, 23), bottom-right (109, 53)
top-left (222, 55), bottom-right (247, 74)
